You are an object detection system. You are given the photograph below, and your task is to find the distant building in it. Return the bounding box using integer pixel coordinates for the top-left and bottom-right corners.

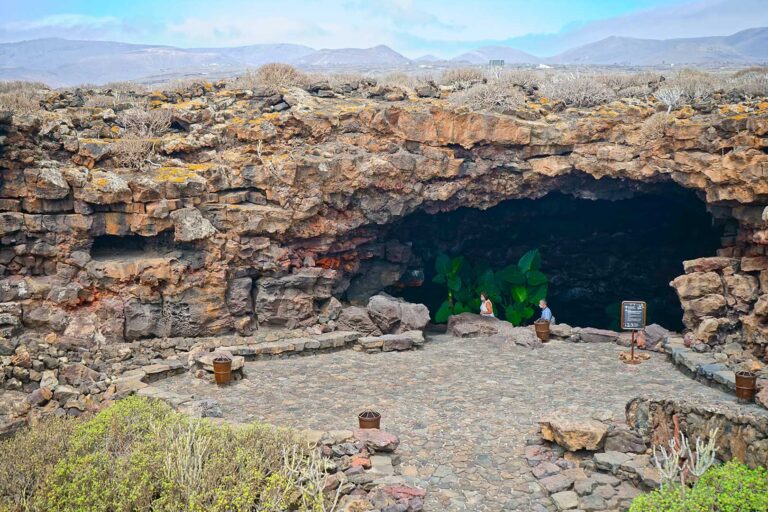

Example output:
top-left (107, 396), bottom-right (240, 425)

top-left (488, 59), bottom-right (505, 69)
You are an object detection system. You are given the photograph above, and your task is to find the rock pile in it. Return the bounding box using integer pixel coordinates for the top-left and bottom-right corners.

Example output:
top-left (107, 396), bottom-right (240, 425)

top-left (532, 408), bottom-right (658, 511)
top-left (304, 428), bottom-right (426, 511)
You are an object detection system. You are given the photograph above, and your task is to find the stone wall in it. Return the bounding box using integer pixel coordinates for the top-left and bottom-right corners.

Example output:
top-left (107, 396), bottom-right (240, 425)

top-left (1, 81), bottom-right (768, 409)
top-left (627, 395), bottom-right (768, 468)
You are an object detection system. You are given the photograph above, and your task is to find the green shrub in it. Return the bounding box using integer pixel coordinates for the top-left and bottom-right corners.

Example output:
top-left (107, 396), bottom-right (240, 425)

top-left (630, 460), bottom-right (768, 512)
top-left (0, 416), bottom-right (74, 511)
top-left (0, 397), bottom-right (328, 512)
top-left (433, 249), bottom-right (548, 325)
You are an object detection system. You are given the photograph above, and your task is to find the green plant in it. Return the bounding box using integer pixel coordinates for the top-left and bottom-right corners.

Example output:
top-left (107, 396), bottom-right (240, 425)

top-left (0, 397), bottom-right (331, 512)
top-left (432, 249), bottom-right (548, 325)
top-left (0, 416), bottom-right (74, 511)
top-left (630, 460), bottom-right (768, 512)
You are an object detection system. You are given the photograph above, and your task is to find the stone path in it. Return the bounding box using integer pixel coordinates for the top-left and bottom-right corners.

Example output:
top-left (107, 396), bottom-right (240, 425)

top-left (155, 335), bottom-right (738, 511)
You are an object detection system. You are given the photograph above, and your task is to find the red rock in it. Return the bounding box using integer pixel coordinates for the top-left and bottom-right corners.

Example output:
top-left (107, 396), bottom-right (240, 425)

top-left (350, 455), bottom-right (372, 469)
top-left (381, 485), bottom-right (427, 499)
top-left (353, 428), bottom-right (400, 452)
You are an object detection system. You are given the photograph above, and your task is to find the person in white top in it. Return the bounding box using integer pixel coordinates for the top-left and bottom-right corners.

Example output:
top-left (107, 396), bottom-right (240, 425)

top-left (479, 292), bottom-right (494, 317)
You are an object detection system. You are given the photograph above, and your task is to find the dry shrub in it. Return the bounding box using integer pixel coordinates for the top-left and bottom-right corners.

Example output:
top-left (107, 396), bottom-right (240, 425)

top-left (111, 137), bottom-right (154, 169)
top-left (0, 91), bottom-right (42, 113)
top-left (727, 68), bottom-right (768, 98)
top-left (494, 69), bottom-right (541, 89)
top-left (655, 86), bottom-right (684, 113)
top-left (309, 71), bottom-right (367, 90)
top-left (102, 81), bottom-right (147, 94)
top-left (117, 107), bottom-right (172, 137)
top-left (440, 67), bottom-right (486, 90)
top-left (596, 71), bottom-right (661, 100)
top-left (450, 81), bottom-right (526, 113)
top-left (539, 73), bottom-right (615, 107)
top-left (235, 63), bottom-right (308, 92)
top-left (0, 81), bottom-right (46, 113)
top-left (640, 112), bottom-right (674, 139)
top-left (665, 69), bottom-right (718, 102)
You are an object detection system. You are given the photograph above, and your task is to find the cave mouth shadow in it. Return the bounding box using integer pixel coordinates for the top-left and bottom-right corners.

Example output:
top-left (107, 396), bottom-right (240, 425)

top-left (382, 185), bottom-right (724, 331)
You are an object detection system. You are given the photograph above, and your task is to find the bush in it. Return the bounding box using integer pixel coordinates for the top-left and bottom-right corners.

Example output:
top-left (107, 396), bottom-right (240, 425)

top-left (236, 63), bottom-right (308, 93)
top-left (665, 69), bottom-right (718, 103)
top-left (117, 107), bottom-right (172, 137)
top-left (538, 73), bottom-right (615, 107)
top-left (449, 81), bottom-right (526, 113)
top-left (440, 67), bottom-right (486, 90)
top-left (640, 112), bottom-right (675, 139)
top-left (727, 68), bottom-right (768, 98)
top-left (0, 397), bottom-right (329, 512)
top-left (0, 416), bottom-right (74, 511)
top-left (630, 460), bottom-right (768, 512)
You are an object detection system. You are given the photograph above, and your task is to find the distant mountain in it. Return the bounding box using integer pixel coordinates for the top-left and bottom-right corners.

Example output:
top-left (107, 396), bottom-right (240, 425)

top-left (548, 27), bottom-right (768, 65)
top-left (452, 45), bottom-right (539, 64)
top-left (293, 45), bottom-right (410, 67)
top-left (1, 27), bottom-right (766, 86)
top-left (189, 43), bottom-right (315, 67)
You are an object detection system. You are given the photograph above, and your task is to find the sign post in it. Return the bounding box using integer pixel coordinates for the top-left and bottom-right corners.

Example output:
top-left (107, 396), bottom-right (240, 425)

top-left (620, 301), bottom-right (646, 365)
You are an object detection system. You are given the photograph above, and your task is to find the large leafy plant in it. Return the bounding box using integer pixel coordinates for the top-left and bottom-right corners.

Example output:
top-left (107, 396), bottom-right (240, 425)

top-left (432, 249), bottom-right (548, 325)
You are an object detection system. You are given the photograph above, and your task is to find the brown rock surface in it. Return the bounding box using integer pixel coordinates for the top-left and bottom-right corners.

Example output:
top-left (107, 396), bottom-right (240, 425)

top-left (540, 407), bottom-right (610, 451)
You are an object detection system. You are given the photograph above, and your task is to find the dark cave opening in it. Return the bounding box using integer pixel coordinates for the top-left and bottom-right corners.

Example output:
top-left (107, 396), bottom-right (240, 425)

top-left (381, 185), bottom-right (724, 331)
top-left (90, 231), bottom-right (177, 261)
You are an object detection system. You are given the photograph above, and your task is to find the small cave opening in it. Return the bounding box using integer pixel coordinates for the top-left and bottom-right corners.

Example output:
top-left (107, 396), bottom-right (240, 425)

top-left (90, 231), bottom-right (177, 261)
top-left (377, 183), bottom-right (724, 331)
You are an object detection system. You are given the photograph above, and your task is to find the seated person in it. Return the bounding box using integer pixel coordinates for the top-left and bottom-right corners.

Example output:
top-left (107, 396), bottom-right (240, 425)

top-left (539, 299), bottom-right (554, 323)
top-left (479, 292), bottom-right (494, 317)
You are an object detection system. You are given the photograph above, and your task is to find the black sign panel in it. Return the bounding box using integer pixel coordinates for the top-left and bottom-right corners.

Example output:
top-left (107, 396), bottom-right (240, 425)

top-left (621, 301), bottom-right (646, 331)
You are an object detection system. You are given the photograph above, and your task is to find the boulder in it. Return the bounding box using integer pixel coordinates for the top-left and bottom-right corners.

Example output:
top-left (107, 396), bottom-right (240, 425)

top-left (671, 272), bottom-right (723, 299)
top-left (337, 306), bottom-right (381, 336)
top-left (682, 257), bottom-right (738, 274)
top-left (58, 363), bottom-right (101, 387)
top-left (550, 323), bottom-right (573, 338)
top-left (353, 428), bottom-right (400, 452)
top-left (446, 312), bottom-right (541, 347)
top-left (540, 408), bottom-right (609, 451)
top-left (594, 451), bottom-right (632, 474)
top-left (577, 327), bottom-right (619, 343)
top-left (642, 324), bottom-right (670, 350)
top-left (366, 293), bottom-right (429, 334)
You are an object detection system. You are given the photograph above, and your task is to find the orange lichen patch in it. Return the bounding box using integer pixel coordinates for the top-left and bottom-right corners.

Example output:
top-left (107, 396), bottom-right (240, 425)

top-left (173, 100), bottom-right (207, 110)
top-left (154, 166), bottom-right (202, 183)
top-left (230, 116), bottom-right (246, 125)
top-left (539, 97), bottom-right (550, 104)
top-left (756, 101), bottom-right (768, 111)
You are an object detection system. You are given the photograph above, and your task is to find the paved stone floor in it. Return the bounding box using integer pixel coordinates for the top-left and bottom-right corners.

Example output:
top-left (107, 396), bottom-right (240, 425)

top-left (156, 335), bottom-right (738, 511)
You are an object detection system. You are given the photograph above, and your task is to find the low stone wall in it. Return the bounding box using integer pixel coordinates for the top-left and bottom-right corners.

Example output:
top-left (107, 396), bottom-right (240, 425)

top-left (626, 395), bottom-right (768, 468)
top-left (0, 326), bottom-right (427, 438)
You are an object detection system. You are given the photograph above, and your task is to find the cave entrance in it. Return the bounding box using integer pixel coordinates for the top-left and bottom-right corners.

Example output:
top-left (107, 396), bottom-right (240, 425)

top-left (90, 232), bottom-right (176, 261)
top-left (376, 184), bottom-right (724, 331)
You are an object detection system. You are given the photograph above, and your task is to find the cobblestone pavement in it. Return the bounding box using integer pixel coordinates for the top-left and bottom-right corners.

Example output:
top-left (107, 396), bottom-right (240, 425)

top-left (156, 336), bottom-right (737, 511)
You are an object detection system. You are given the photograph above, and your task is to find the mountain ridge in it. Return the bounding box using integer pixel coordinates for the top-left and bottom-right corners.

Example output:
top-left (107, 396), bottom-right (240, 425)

top-left (1, 27), bottom-right (766, 86)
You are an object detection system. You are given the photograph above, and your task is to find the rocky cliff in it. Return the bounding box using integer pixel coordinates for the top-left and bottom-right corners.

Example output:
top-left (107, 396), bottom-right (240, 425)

top-left (1, 80), bottom-right (768, 399)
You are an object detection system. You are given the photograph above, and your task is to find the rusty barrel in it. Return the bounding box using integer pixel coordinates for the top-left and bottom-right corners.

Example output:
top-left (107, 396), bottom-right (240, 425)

top-left (213, 357), bottom-right (232, 386)
top-left (534, 320), bottom-right (550, 342)
top-left (358, 410), bottom-right (381, 429)
top-left (735, 371), bottom-right (757, 402)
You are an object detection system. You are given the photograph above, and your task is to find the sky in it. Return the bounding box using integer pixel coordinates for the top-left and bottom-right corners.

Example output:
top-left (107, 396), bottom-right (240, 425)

top-left (1, 0), bottom-right (766, 58)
